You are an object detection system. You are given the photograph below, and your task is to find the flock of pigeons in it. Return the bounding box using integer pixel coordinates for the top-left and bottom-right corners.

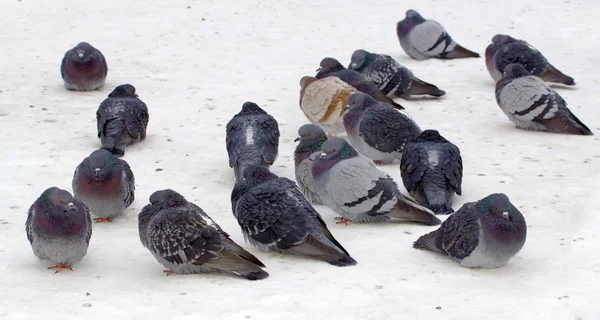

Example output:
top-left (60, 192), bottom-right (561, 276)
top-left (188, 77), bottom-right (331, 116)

top-left (25, 9), bottom-right (591, 280)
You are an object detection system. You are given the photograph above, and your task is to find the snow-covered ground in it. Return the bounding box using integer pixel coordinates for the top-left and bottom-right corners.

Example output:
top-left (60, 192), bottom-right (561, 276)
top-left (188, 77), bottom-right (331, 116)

top-left (1, 0), bottom-right (599, 318)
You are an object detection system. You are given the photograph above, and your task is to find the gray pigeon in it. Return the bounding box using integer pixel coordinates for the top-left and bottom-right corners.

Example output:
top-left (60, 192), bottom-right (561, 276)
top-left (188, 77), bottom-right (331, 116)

top-left (72, 149), bottom-right (135, 223)
top-left (348, 49), bottom-right (445, 98)
top-left (138, 189), bottom-right (268, 280)
top-left (231, 165), bottom-right (357, 267)
top-left (495, 64), bottom-right (592, 135)
top-left (414, 193), bottom-right (527, 268)
top-left (60, 42), bottom-right (108, 91)
top-left (96, 84), bottom-right (149, 157)
top-left (343, 93), bottom-right (422, 164)
top-left (312, 138), bottom-right (441, 226)
top-left (26, 187), bottom-right (92, 272)
top-left (315, 57), bottom-right (405, 110)
top-left (485, 34), bottom-right (574, 85)
top-left (294, 124), bottom-right (328, 205)
top-left (396, 10), bottom-right (479, 60)
top-left (226, 101), bottom-right (280, 182)
top-left (400, 130), bottom-right (463, 214)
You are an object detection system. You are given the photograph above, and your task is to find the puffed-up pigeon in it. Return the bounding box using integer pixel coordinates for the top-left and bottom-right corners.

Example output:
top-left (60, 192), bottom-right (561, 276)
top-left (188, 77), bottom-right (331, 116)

top-left (60, 42), bottom-right (108, 91)
top-left (294, 124), bottom-right (328, 205)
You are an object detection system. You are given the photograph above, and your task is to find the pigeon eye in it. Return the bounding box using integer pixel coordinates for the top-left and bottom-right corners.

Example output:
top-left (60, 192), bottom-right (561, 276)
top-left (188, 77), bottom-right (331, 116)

top-left (332, 149), bottom-right (336, 153)
top-left (306, 133), bottom-right (310, 137)
top-left (326, 64), bottom-right (330, 67)
top-left (352, 101), bottom-right (356, 105)
top-left (58, 200), bottom-right (63, 204)
top-left (154, 200), bottom-right (160, 204)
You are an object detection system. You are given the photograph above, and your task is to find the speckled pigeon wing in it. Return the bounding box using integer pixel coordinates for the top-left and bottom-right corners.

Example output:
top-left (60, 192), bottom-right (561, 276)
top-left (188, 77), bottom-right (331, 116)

top-left (436, 203), bottom-right (479, 260)
top-left (359, 106), bottom-right (421, 153)
top-left (253, 115), bottom-right (280, 165)
top-left (441, 143), bottom-right (463, 195)
top-left (235, 179), bottom-right (309, 250)
top-left (25, 202), bottom-right (36, 244)
top-left (96, 102), bottom-right (110, 138)
top-left (125, 99), bottom-right (149, 140)
top-left (225, 117), bottom-right (247, 167)
top-left (148, 208), bottom-right (225, 266)
top-left (120, 159), bottom-right (135, 208)
top-left (400, 143), bottom-right (427, 192)
top-left (495, 41), bottom-right (547, 76)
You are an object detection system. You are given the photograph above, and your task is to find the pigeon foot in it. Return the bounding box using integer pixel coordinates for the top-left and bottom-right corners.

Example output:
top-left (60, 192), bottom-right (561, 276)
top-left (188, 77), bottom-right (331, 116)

top-left (334, 217), bottom-right (354, 225)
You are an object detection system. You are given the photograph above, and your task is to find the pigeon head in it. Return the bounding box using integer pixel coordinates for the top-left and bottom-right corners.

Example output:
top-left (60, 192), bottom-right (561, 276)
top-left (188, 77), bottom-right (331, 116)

top-left (149, 189), bottom-right (188, 208)
top-left (312, 138), bottom-right (358, 177)
top-left (108, 84), bottom-right (138, 98)
top-left (491, 34), bottom-right (515, 45)
top-left (413, 129), bottom-right (448, 143)
top-left (343, 93), bottom-right (377, 130)
top-left (82, 149), bottom-right (119, 182)
top-left (294, 124), bottom-right (328, 164)
top-left (502, 63), bottom-right (532, 80)
top-left (486, 34), bottom-right (515, 60)
top-left (405, 9), bottom-right (424, 21)
top-left (69, 42), bottom-right (97, 62)
top-left (477, 193), bottom-right (527, 243)
top-left (348, 50), bottom-right (374, 72)
top-left (397, 10), bottom-right (425, 38)
top-left (42, 187), bottom-right (76, 214)
top-left (37, 187), bottom-right (87, 233)
top-left (316, 57), bottom-right (345, 75)
top-left (239, 101), bottom-right (267, 115)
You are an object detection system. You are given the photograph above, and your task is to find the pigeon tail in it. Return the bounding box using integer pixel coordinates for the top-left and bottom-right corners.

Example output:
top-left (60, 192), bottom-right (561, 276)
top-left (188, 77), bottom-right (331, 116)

top-left (444, 44), bottom-right (480, 59)
top-left (288, 234), bottom-right (357, 267)
top-left (239, 270), bottom-right (270, 280)
top-left (388, 197), bottom-right (442, 225)
top-left (539, 64), bottom-right (575, 86)
top-left (404, 77), bottom-right (446, 97)
top-left (413, 230), bottom-right (443, 252)
top-left (100, 117), bottom-right (126, 154)
top-left (424, 187), bottom-right (454, 214)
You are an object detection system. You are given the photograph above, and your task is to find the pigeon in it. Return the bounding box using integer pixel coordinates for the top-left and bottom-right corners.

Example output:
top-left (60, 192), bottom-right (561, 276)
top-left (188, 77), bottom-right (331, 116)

top-left (72, 149), bottom-right (135, 223)
top-left (413, 193), bottom-right (527, 268)
top-left (312, 138), bottom-right (441, 226)
top-left (138, 189), bottom-right (269, 280)
top-left (231, 165), bottom-right (357, 267)
top-left (96, 84), bottom-right (149, 157)
top-left (495, 64), bottom-right (592, 135)
top-left (485, 34), bottom-right (575, 85)
top-left (60, 42), bottom-right (108, 91)
top-left (348, 49), bottom-right (445, 98)
top-left (343, 93), bottom-right (422, 164)
top-left (400, 130), bottom-right (463, 214)
top-left (315, 57), bottom-right (405, 110)
top-left (299, 76), bottom-right (359, 135)
top-left (396, 10), bottom-right (480, 60)
top-left (226, 101), bottom-right (280, 182)
top-left (26, 187), bottom-right (92, 272)
top-left (294, 124), bottom-right (328, 205)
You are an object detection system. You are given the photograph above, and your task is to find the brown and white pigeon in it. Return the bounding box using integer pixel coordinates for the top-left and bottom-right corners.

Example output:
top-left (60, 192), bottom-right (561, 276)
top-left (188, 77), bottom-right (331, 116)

top-left (495, 64), bottom-right (592, 135)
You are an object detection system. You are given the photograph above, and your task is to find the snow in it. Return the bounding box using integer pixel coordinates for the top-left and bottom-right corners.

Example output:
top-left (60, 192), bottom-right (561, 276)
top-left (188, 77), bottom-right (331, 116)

top-left (0, 0), bottom-right (599, 318)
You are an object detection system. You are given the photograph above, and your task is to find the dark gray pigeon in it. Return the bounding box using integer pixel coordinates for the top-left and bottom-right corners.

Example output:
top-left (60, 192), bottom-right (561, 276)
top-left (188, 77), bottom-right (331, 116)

top-left (231, 165), bottom-right (357, 267)
top-left (26, 187), bottom-right (92, 272)
top-left (343, 93), bottom-right (422, 164)
top-left (96, 84), bottom-right (149, 157)
top-left (139, 189), bottom-right (268, 280)
top-left (72, 149), bottom-right (135, 223)
top-left (294, 124), bottom-right (328, 205)
top-left (315, 57), bottom-right (405, 110)
top-left (226, 101), bottom-right (280, 183)
top-left (400, 130), bottom-right (463, 214)
top-left (61, 42), bottom-right (108, 91)
top-left (414, 193), bottom-right (527, 268)
top-left (348, 49), bottom-right (445, 98)
top-left (495, 64), bottom-right (592, 135)
top-left (485, 34), bottom-right (574, 85)
top-left (396, 10), bottom-right (479, 60)
top-left (312, 138), bottom-right (441, 226)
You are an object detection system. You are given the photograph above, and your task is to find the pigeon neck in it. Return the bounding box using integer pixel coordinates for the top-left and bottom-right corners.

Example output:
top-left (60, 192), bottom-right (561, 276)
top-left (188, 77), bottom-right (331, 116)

top-left (294, 136), bottom-right (327, 165)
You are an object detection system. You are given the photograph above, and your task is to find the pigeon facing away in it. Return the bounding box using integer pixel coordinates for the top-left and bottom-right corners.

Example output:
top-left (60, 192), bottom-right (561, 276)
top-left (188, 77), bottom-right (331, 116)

top-left (299, 76), bottom-right (359, 135)
top-left (72, 149), bottom-right (135, 223)
top-left (396, 10), bottom-right (480, 60)
top-left (231, 165), bottom-right (357, 267)
top-left (138, 189), bottom-right (268, 280)
top-left (294, 124), bottom-right (328, 205)
top-left (414, 193), bottom-right (527, 268)
top-left (343, 93), bottom-right (422, 164)
top-left (495, 64), bottom-right (592, 135)
top-left (26, 187), bottom-right (92, 272)
top-left (485, 34), bottom-right (575, 85)
top-left (400, 130), bottom-right (463, 214)
top-left (96, 84), bottom-right (149, 157)
top-left (60, 42), bottom-right (108, 91)
top-left (348, 49), bottom-right (445, 98)
top-left (313, 138), bottom-right (441, 226)
top-left (315, 57), bottom-right (405, 110)
top-left (226, 102), bottom-right (280, 182)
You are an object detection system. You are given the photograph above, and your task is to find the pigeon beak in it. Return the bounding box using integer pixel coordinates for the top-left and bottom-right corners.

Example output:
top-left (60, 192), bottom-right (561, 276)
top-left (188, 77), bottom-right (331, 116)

top-left (67, 202), bottom-right (74, 209)
top-left (76, 49), bottom-right (85, 59)
top-left (294, 137), bottom-right (300, 142)
top-left (502, 211), bottom-right (509, 220)
top-left (349, 63), bottom-right (357, 69)
top-left (94, 168), bottom-right (100, 178)
top-left (320, 152), bottom-right (326, 158)
top-left (316, 67), bottom-right (322, 72)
